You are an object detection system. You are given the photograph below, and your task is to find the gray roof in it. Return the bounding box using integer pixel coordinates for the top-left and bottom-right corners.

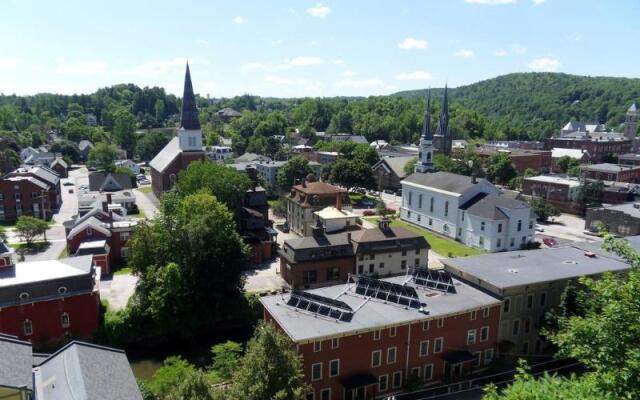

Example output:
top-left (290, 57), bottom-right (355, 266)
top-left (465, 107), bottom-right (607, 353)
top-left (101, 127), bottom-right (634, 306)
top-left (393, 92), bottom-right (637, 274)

top-left (462, 193), bottom-right (532, 221)
top-left (350, 226), bottom-right (430, 254)
top-left (373, 156), bottom-right (416, 179)
top-left (280, 232), bottom-right (354, 263)
top-left (88, 172), bottom-right (134, 192)
top-left (619, 153), bottom-right (640, 161)
top-left (583, 163), bottom-right (639, 173)
top-left (0, 334), bottom-right (33, 390)
top-left (149, 137), bottom-right (180, 173)
top-left (10, 166), bottom-right (60, 187)
top-left (78, 140), bottom-right (94, 151)
top-left (34, 341), bottom-right (142, 400)
top-left (234, 152), bottom-right (272, 163)
top-left (589, 202), bottom-right (640, 218)
top-left (260, 275), bottom-right (500, 342)
top-left (444, 245), bottom-right (631, 291)
top-left (403, 171), bottom-right (490, 195)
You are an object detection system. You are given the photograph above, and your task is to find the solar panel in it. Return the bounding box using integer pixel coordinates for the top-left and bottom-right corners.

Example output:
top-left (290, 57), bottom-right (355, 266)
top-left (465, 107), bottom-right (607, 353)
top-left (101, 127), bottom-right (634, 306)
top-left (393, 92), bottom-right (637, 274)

top-left (286, 290), bottom-right (354, 322)
top-left (354, 276), bottom-right (422, 309)
top-left (413, 269), bottom-right (456, 294)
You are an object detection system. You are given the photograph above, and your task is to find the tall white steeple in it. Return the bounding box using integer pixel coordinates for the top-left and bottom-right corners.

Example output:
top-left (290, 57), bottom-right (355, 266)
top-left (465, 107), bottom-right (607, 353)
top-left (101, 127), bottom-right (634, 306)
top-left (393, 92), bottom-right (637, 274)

top-left (415, 89), bottom-right (435, 173)
top-left (625, 102), bottom-right (638, 140)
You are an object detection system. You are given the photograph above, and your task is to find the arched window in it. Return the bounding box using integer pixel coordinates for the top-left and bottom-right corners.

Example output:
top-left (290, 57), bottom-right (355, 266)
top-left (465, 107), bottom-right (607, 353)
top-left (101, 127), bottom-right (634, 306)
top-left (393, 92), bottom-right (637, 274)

top-left (23, 319), bottom-right (33, 336)
top-left (61, 312), bottom-right (70, 328)
top-left (58, 286), bottom-right (67, 295)
top-left (19, 292), bottom-right (30, 301)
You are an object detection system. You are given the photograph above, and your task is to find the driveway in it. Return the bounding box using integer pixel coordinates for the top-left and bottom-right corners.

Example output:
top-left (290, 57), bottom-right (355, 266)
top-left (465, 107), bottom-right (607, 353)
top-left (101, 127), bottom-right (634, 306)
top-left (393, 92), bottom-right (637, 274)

top-left (100, 273), bottom-right (139, 310)
top-left (133, 188), bottom-right (159, 219)
top-left (535, 213), bottom-right (591, 243)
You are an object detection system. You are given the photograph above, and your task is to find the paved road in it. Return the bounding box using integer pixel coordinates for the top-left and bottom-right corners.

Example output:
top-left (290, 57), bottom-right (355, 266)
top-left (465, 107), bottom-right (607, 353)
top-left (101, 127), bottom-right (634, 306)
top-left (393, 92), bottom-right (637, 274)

top-left (133, 187), bottom-right (159, 219)
top-left (534, 213), bottom-right (592, 245)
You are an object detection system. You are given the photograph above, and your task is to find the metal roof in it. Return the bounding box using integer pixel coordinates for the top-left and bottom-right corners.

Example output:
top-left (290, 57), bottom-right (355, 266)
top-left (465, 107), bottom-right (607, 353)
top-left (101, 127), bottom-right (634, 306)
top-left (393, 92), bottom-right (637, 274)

top-left (149, 136), bottom-right (180, 173)
top-left (261, 275), bottom-right (499, 342)
top-left (403, 171), bottom-right (491, 195)
top-left (180, 63), bottom-right (201, 130)
top-left (0, 334), bottom-right (33, 390)
top-left (443, 245), bottom-right (631, 290)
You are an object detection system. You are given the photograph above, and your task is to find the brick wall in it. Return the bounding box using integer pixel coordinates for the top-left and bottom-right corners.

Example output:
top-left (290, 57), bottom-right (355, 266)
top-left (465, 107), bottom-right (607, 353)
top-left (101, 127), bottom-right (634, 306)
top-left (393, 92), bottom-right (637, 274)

top-left (281, 257), bottom-right (355, 289)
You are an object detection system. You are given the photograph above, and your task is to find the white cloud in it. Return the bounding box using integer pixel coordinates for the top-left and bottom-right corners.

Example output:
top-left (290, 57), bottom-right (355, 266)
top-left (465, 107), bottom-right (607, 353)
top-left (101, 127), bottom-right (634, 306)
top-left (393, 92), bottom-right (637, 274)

top-left (465, 0), bottom-right (516, 4)
top-left (0, 57), bottom-right (18, 70)
top-left (56, 59), bottom-right (109, 75)
top-left (306, 3), bottom-right (331, 18)
top-left (131, 58), bottom-right (208, 77)
top-left (454, 49), bottom-right (475, 58)
top-left (511, 43), bottom-right (527, 54)
top-left (334, 79), bottom-right (387, 89)
top-left (263, 75), bottom-right (323, 92)
top-left (332, 59), bottom-right (345, 66)
top-left (494, 49), bottom-right (509, 57)
top-left (528, 57), bottom-right (560, 71)
top-left (532, 0), bottom-right (545, 5)
top-left (342, 69), bottom-right (356, 77)
top-left (395, 70), bottom-right (433, 81)
top-left (398, 37), bottom-right (428, 50)
top-left (232, 16), bottom-right (247, 24)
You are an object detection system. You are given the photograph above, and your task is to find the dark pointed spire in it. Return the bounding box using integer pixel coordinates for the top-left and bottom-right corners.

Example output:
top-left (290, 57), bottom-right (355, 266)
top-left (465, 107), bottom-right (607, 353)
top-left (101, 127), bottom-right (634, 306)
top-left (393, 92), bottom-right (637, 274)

top-left (421, 88), bottom-right (432, 140)
top-left (180, 62), bottom-right (201, 130)
top-left (436, 83), bottom-right (451, 155)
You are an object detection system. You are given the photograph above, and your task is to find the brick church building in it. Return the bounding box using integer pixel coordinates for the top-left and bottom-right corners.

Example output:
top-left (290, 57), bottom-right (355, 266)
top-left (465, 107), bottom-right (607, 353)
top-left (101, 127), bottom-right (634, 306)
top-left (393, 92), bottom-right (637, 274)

top-left (150, 63), bottom-right (206, 197)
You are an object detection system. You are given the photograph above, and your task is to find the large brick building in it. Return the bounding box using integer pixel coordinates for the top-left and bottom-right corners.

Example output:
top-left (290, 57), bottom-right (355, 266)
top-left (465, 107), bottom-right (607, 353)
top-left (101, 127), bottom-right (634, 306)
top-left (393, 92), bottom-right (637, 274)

top-left (285, 181), bottom-right (351, 237)
top-left (585, 203), bottom-right (640, 236)
top-left (261, 273), bottom-right (501, 400)
top-left (581, 163), bottom-right (640, 183)
top-left (0, 248), bottom-right (99, 349)
top-left (467, 147), bottom-right (553, 174)
top-left (544, 136), bottom-right (632, 163)
top-left (150, 63), bottom-right (206, 197)
top-left (0, 166), bottom-right (62, 221)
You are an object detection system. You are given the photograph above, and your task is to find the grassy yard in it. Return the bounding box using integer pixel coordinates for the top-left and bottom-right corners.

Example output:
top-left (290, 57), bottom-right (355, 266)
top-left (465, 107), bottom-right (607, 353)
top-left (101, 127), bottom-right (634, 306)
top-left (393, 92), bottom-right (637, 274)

top-left (114, 266), bottom-right (133, 275)
top-left (9, 241), bottom-right (51, 253)
top-left (58, 246), bottom-right (68, 259)
top-left (365, 217), bottom-right (484, 258)
top-left (138, 186), bottom-right (153, 194)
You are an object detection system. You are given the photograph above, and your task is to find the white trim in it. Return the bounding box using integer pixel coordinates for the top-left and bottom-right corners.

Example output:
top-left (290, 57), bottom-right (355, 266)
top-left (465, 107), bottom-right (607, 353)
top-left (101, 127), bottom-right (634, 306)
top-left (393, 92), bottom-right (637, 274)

top-left (480, 326), bottom-right (490, 342)
top-left (387, 346), bottom-right (397, 364)
top-left (433, 337), bottom-right (444, 353)
top-left (371, 350), bottom-right (382, 368)
top-left (311, 362), bottom-right (322, 381)
top-left (319, 388), bottom-right (331, 400)
top-left (419, 340), bottom-right (429, 357)
top-left (378, 374), bottom-right (389, 392)
top-left (402, 180), bottom-right (463, 197)
top-left (329, 359), bottom-right (340, 377)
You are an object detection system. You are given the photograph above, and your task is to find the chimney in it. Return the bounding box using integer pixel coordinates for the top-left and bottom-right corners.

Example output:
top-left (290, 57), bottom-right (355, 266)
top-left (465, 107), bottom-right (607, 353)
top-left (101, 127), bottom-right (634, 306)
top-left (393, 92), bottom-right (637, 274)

top-left (106, 193), bottom-right (113, 205)
top-left (347, 232), bottom-right (352, 242)
top-left (102, 201), bottom-right (108, 213)
top-left (379, 215), bottom-right (390, 230)
top-left (336, 192), bottom-right (342, 211)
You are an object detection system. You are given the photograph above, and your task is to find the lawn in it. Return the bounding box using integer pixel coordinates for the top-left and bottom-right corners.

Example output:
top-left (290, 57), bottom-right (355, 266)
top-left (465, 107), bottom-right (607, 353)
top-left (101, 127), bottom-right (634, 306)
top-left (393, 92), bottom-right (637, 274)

top-left (138, 186), bottom-right (153, 194)
top-left (365, 217), bottom-right (484, 258)
top-left (114, 266), bottom-right (133, 275)
top-left (58, 246), bottom-right (68, 259)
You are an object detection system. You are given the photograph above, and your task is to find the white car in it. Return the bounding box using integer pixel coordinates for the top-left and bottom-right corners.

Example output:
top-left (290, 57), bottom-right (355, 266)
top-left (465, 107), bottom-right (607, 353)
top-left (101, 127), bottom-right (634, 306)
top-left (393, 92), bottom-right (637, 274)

top-left (535, 225), bottom-right (544, 232)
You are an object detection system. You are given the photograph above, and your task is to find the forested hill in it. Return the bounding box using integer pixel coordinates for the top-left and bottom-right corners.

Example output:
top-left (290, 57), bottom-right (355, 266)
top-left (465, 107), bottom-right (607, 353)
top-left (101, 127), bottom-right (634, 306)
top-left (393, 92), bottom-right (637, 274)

top-left (394, 72), bottom-right (640, 139)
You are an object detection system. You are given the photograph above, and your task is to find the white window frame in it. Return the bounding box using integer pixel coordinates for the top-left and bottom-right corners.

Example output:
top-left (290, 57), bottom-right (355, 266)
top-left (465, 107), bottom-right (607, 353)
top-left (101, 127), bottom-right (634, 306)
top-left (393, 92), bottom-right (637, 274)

top-left (484, 348), bottom-right (494, 365)
top-left (311, 362), bottom-right (322, 381)
top-left (331, 337), bottom-right (339, 349)
top-left (23, 319), bottom-right (33, 336)
top-left (371, 350), bottom-right (382, 368)
top-left (378, 374), bottom-right (389, 392)
top-left (313, 340), bottom-right (321, 352)
top-left (329, 359), bottom-right (340, 377)
top-left (389, 326), bottom-right (397, 337)
top-left (480, 326), bottom-right (490, 342)
top-left (392, 370), bottom-right (403, 389)
top-left (423, 363), bottom-right (434, 381)
top-left (437, 318), bottom-right (444, 328)
top-left (411, 367), bottom-right (421, 379)
top-left (419, 340), bottom-right (429, 357)
top-left (433, 337), bottom-right (444, 353)
top-left (467, 329), bottom-right (477, 345)
top-left (387, 347), bottom-right (397, 364)
top-left (483, 307), bottom-right (490, 317)
top-left (472, 351), bottom-right (482, 367)
top-left (61, 312), bottom-right (70, 328)
top-left (422, 320), bottom-right (430, 331)
top-left (470, 310), bottom-right (477, 321)
top-left (320, 388), bottom-right (331, 400)
top-left (503, 297), bottom-right (511, 313)
top-left (373, 329), bottom-right (381, 340)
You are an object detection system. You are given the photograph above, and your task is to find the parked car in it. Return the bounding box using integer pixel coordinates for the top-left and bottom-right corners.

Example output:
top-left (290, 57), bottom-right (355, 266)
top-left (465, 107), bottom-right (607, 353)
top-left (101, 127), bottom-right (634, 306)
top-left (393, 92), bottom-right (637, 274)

top-left (138, 179), bottom-right (151, 185)
top-left (535, 225), bottom-right (544, 232)
top-left (542, 238), bottom-right (558, 248)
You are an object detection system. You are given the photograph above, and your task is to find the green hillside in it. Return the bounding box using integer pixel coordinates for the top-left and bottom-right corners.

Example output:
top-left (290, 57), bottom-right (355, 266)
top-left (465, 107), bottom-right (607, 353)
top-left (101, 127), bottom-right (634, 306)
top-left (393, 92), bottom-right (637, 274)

top-left (394, 72), bottom-right (640, 140)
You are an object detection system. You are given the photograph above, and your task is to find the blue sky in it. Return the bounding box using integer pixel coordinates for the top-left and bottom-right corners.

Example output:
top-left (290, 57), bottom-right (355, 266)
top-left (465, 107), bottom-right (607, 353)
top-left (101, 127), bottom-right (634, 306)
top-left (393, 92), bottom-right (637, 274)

top-left (0, 0), bottom-right (638, 97)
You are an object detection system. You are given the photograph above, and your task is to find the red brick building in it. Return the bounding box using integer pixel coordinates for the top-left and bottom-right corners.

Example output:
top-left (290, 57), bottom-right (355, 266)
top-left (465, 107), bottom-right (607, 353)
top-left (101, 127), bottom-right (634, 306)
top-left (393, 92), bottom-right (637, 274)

top-left (50, 157), bottom-right (68, 178)
top-left (150, 63), bottom-right (206, 197)
top-left (0, 248), bottom-right (99, 349)
top-left (261, 273), bottom-right (501, 400)
top-left (581, 163), bottom-right (640, 183)
top-left (0, 166), bottom-right (61, 221)
top-left (64, 197), bottom-right (137, 275)
top-left (467, 147), bottom-right (553, 174)
top-left (544, 137), bottom-right (632, 163)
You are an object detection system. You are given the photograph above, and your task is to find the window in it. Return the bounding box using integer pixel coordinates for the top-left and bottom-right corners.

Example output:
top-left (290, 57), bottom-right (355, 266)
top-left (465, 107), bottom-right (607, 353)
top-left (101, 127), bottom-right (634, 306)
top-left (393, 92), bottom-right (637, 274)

top-left (473, 351), bottom-right (482, 367)
top-left (480, 326), bottom-right (489, 342)
top-left (483, 307), bottom-right (490, 318)
top-left (121, 232), bottom-right (130, 242)
top-left (411, 367), bottom-right (421, 379)
top-left (430, 197), bottom-right (434, 212)
top-left (14, 193), bottom-right (21, 200)
top-left (444, 201), bottom-right (449, 217)
top-left (414, 258), bottom-right (420, 267)
top-left (443, 224), bottom-right (448, 232)
top-left (510, 237), bottom-right (515, 247)
top-left (428, 218), bottom-right (433, 226)
top-left (31, 192), bottom-right (38, 199)
top-left (524, 318), bottom-right (531, 334)
top-left (0, 193), bottom-right (3, 200)
top-left (433, 337), bottom-right (443, 353)
top-left (23, 320), bottom-right (32, 336)
top-left (86, 227), bottom-right (93, 236)
top-left (311, 363), bottom-right (322, 381)
top-left (479, 236), bottom-right (484, 246)
top-left (458, 228), bottom-right (462, 237)
top-left (401, 260), bottom-right (407, 269)
top-left (369, 254), bottom-right (375, 260)
top-left (461, 211), bottom-right (465, 221)
top-left (379, 262), bottom-right (384, 269)
top-left (481, 221), bottom-right (485, 231)
top-left (389, 327), bottom-right (397, 337)
top-left (437, 318), bottom-right (444, 328)
top-left (61, 312), bottom-right (70, 328)
top-left (512, 319), bottom-right (520, 336)
top-left (169, 173), bottom-right (177, 186)
top-left (313, 341), bottom-right (321, 352)
top-left (329, 359), bottom-right (340, 377)
top-left (521, 236), bottom-right (526, 245)
top-left (373, 330), bottom-right (381, 340)
top-left (470, 310), bottom-right (477, 320)
top-left (378, 375), bottom-right (388, 391)
top-left (408, 192), bottom-right (412, 206)
top-left (503, 298), bottom-right (511, 313)
top-left (371, 350), bottom-right (382, 367)
top-left (331, 338), bottom-right (339, 349)
top-left (401, 249), bottom-right (407, 256)
top-left (419, 340), bottom-right (429, 357)
top-left (497, 238), bottom-right (501, 248)
top-left (320, 388), bottom-right (331, 400)
top-left (484, 348), bottom-right (494, 365)
top-left (416, 249), bottom-right (420, 255)
top-left (517, 220), bottom-right (522, 231)
top-left (527, 294), bottom-right (534, 309)
top-left (522, 342), bottom-right (529, 355)
top-left (422, 320), bottom-right (430, 331)
top-left (358, 254), bottom-right (364, 261)
top-left (306, 392), bottom-right (314, 400)
top-left (498, 223), bottom-right (502, 233)
top-left (418, 194), bottom-right (423, 208)
top-left (303, 271), bottom-right (317, 285)
top-left (387, 347), bottom-right (397, 364)
top-left (540, 292), bottom-right (547, 307)
top-left (358, 265), bottom-right (363, 274)
top-left (368, 264), bottom-right (374, 273)
top-left (326, 267), bottom-right (340, 281)
top-left (392, 371), bottom-right (402, 389)
top-left (467, 329), bottom-right (477, 345)
top-left (423, 364), bottom-right (433, 381)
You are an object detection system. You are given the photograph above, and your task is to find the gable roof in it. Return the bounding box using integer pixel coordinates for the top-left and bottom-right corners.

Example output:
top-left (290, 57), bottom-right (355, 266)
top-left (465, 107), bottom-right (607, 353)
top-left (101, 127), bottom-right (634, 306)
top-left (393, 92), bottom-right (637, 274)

top-left (51, 157), bottom-right (68, 169)
top-left (78, 140), bottom-right (94, 151)
top-left (293, 181), bottom-right (346, 195)
top-left (462, 193), bottom-right (531, 221)
top-left (0, 334), bottom-right (33, 390)
top-left (403, 171), bottom-right (490, 195)
top-left (88, 172), bottom-right (133, 192)
top-left (34, 341), bottom-right (143, 400)
top-left (374, 156), bottom-right (416, 179)
top-left (67, 216), bottom-right (112, 240)
top-left (149, 136), bottom-right (180, 173)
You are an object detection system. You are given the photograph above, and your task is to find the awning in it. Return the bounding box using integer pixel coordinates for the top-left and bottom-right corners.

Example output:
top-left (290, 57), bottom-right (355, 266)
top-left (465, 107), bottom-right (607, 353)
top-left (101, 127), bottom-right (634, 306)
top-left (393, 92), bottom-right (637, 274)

top-left (341, 373), bottom-right (378, 389)
top-left (441, 350), bottom-right (476, 364)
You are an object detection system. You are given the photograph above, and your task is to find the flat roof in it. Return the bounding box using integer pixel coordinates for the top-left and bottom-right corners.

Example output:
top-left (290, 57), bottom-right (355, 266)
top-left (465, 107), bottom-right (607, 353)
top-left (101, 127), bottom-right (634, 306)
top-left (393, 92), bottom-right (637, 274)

top-left (443, 245), bottom-right (631, 290)
top-left (260, 275), bottom-right (500, 343)
top-left (0, 255), bottom-right (94, 288)
top-left (314, 206), bottom-right (358, 220)
top-left (524, 175), bottom-right (581, 187)
top-left (583, 163), bottom-right (640, 173)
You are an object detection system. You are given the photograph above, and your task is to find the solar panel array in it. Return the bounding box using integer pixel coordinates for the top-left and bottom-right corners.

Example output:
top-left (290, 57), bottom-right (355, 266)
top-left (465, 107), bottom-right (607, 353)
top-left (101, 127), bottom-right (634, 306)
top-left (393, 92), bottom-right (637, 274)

top-left (286, 290), bottom-right (354, 322)
top-left (413, 269), bottom-right (456, 294)
top-left (354, 276), bottom-right (422, 309)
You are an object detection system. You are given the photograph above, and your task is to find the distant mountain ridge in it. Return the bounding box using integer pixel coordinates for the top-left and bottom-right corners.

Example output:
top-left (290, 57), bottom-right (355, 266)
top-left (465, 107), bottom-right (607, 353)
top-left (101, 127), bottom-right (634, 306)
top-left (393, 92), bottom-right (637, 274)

top-left (393, 72), bottom-right (640, 139)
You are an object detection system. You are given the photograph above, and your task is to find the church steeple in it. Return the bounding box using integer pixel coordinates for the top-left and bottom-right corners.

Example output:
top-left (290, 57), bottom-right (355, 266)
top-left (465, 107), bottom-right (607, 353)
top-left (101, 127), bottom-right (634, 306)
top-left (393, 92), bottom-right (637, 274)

top-left (180, 62), bottom-right (201, 130)
top-left (626, 102), bottom-right (638, 140)
top-left (436, 83), bottom-right (451, 155)
top-left (415, 88), bottom-right (435, 173)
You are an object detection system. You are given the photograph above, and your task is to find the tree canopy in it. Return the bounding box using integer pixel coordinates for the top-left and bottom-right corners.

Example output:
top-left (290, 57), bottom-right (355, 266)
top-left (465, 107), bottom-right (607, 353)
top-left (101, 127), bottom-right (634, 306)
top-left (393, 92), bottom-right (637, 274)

top-left (276, 156), bottom-right (313, 191)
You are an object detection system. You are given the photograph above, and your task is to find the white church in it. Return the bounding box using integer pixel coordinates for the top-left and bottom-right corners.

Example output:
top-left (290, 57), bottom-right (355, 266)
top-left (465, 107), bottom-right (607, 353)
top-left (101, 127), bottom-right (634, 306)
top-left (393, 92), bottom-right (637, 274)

top-left (400, 89), bottom-right (536, 253)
